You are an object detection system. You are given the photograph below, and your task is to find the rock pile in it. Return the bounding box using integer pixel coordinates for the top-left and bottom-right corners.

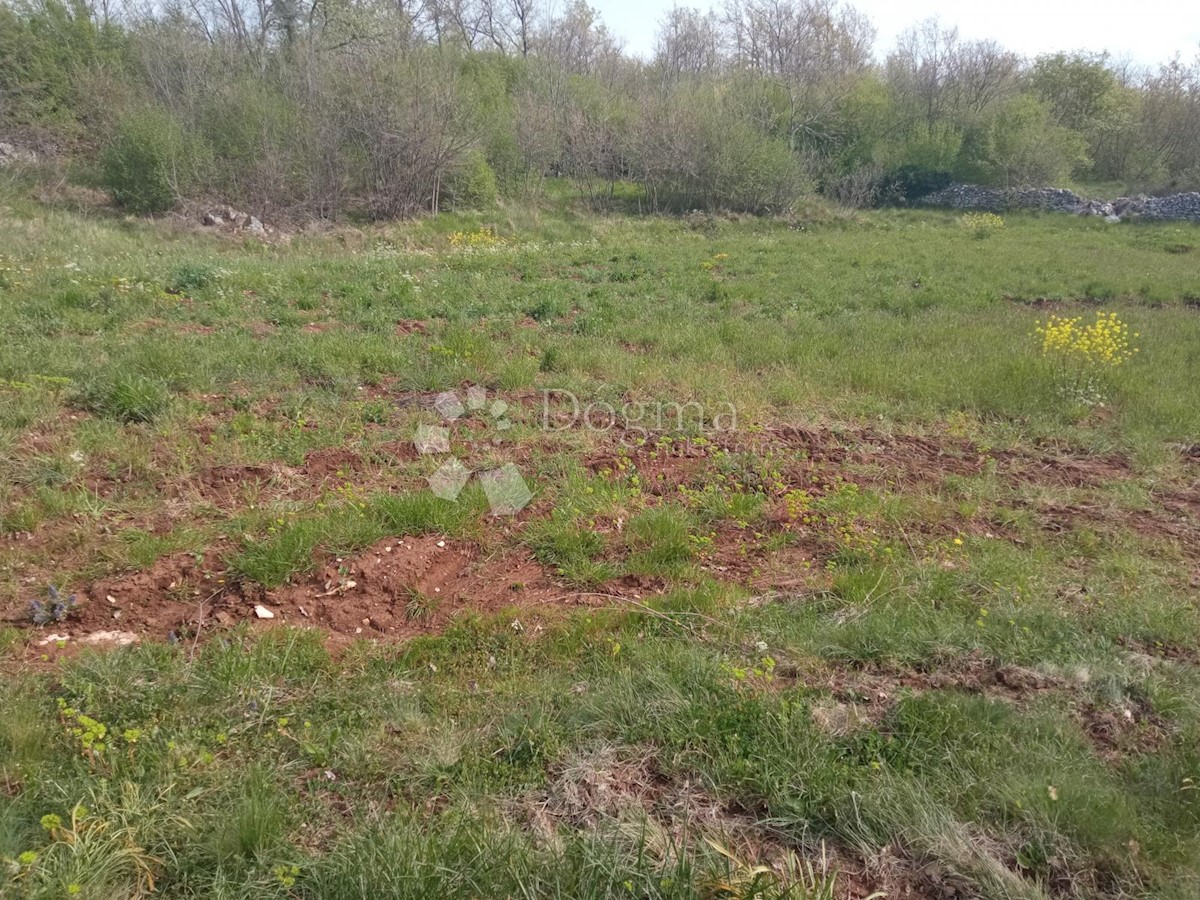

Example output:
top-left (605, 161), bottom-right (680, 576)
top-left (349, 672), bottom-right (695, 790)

top-left (199, 205), bottom-right (268, 235)
top-left (0, 142), bottom-right (38, 167)
top-left (921, 184), bottom-right (1200, 222)
top-left (1111, 193), bottom-right (1200, 221)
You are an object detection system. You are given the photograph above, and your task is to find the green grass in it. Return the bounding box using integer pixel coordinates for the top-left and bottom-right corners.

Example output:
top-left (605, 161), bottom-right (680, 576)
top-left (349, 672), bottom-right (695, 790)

top-left (1, 187), bottom-right (1200, 897)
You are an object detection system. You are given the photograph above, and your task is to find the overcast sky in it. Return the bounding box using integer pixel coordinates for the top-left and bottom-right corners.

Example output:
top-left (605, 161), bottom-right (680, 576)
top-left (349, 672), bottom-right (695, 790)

top-left (593, 0), bottom-right (1200, 67)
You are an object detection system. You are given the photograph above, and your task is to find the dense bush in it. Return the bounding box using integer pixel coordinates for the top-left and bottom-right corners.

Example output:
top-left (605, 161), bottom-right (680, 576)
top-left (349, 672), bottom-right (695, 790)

top-left (100, 107), bottom-right (203, 213)
top-left (979, 96), bottom-right (1090, 187)
top-left (5, 0), bottom-right (1199, 217)
top-left (444, 150), bottom-right (500, 209)
top-left (0, 0), bottom-right (123, 129)
top-left (876, 166), bottom-right (954, 205)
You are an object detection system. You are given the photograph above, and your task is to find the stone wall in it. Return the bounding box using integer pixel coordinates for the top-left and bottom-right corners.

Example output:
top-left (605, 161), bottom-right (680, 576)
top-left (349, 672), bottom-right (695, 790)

top-left (920, 183), bottom-right (1200, 222)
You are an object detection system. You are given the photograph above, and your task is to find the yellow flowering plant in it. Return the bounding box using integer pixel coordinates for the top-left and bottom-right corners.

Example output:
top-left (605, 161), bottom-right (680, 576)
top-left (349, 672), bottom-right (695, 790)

top-left (447, 228), bottom-right (504, 249)
top-left (961, 212), bottom-right (1004, 239)
top-left (1035, 311), bottom-right (1139, 407)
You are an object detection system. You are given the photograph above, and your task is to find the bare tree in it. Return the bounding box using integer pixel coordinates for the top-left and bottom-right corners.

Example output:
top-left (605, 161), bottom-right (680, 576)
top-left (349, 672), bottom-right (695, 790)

top-left (654, 7), bottom-right (720, 82)
top-left (887, 18), bottom-right (960, 134)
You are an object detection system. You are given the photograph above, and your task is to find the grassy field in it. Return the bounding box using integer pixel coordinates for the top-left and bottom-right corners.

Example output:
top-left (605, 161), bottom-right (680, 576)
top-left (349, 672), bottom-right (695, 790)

top-left (1, 182), bottom-right (1199, 898)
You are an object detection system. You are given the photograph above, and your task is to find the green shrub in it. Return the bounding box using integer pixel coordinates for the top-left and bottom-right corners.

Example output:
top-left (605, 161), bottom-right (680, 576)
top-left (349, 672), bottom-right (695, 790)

top-left (101, 107), bottom-right (204, 213)
top-left (707, 122), bottom-right (808, 214)
top-left (168, 263), bottom-right (217, 293)
top-left (980, 96), bottom-right (1090, 188)
top-left (445, 150), bottom-right (500, 210)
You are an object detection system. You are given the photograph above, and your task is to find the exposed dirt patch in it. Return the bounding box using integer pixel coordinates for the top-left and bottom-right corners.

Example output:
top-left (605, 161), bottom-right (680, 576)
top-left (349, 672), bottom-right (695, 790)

top-left (177, 323), bottom-right (218, 336)
top-left (237, 536), bottom-right (565, 640)
top-left (192, 462), bottom-right (280, 504)
top-left (15, 550), bottom-right (235, 658)
top-left (1003, 295), bottom-right (1103, 310)
top-left (587, 442), bottom-right (711, 497)
top-left (1078, 698), bottom-right (1169, 762)
top-left (301, 447), bottom-right (362, 479)
top-left (7, 409), bottom-right (1194, 666)
top-left (803, 654), bottom-right (1065, 708)
top-left (587, 422), bottom-right (1136, 496)
top-left (771, 426), bottom-right (991, 487)
top-left (7, 535), bottom-right (579, 662)
top-left (578, 422), bottom-right (1175, 588)
top-left (1025, 498), bottom-right (1199, 557)
top-left (994, 448), bottom-right (1130, 489)
top-left (522, 745), bottom-right (993, 900)
top-left (704, 527), bottom-right (826, 590)
top-left (247, 321), bottom-right (279, 338)
top-left (394, 319), bottom-right (428, 336)
top-left (1116, 635), bottom-right (1200, 666)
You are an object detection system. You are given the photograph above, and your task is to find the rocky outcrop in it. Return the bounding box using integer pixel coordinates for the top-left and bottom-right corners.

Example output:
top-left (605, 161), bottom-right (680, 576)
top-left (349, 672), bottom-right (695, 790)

top-left (920, 184), bottom-right (1200, 222)
top-left (199, 206), bottom-right (270, 235)
top-left (0, 142), bottom-right (38, 167)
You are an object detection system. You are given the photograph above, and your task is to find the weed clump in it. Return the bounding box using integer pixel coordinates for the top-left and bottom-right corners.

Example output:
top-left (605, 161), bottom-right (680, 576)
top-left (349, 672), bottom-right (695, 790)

top-left (167, 263), bottom-right (217, 294)
top-left (72, 373), bottom-right (170, 423)
top-left (28, 586), bottom-right (77, 625)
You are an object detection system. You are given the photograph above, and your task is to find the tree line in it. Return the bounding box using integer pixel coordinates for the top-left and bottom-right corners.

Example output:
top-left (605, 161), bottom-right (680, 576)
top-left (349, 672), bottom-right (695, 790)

top-left (2, 0), bottom-right (1198, 217)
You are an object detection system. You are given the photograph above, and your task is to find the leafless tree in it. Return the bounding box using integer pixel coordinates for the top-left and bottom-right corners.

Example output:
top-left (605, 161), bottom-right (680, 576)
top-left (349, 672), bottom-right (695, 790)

top-left (654, 7), bottom-right (720, 82)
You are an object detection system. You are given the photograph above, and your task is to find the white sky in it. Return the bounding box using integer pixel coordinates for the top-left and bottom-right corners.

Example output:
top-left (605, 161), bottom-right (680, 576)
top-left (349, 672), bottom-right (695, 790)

top-left (595, 0), bottom-right (1200, 67)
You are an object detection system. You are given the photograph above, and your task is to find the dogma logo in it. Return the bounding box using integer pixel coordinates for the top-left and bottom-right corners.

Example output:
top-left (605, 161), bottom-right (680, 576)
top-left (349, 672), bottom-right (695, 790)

top-left (413, 386), bottom-right (533, 515)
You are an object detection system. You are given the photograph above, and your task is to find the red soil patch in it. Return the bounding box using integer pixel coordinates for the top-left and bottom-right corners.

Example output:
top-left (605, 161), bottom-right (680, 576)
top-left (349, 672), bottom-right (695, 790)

top-left (245, 536), bottom-right (563, 639)
top-left (701, 524), bottom-right (825, 591)
top-left (191, 462), bottom-right (280, 503)
top-left (12, 537), bottom-right (574, 661)
top-left (582, 422), bottom-right (1136, 504)
top-left (394, 319), bottom-right (428, 336)
top-left (8, 407), bottom-right (1196, 664)
top-left (587, 443), bottom-right (710, 497)
top-left (771, 425), bottom-right (1132, 491)
top-left (586, 423), bottom-right (1200, 565)
top-left (168, 453), bottom-right (366, 508)
top-left (301, 447), bottom-right (362, 479)
top-left (59, 549), bottom-right (228, 645)
top-left (1026, 498), bottom-right (1200, 557)
top-left (247, 321), bottom-right (278, 338)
